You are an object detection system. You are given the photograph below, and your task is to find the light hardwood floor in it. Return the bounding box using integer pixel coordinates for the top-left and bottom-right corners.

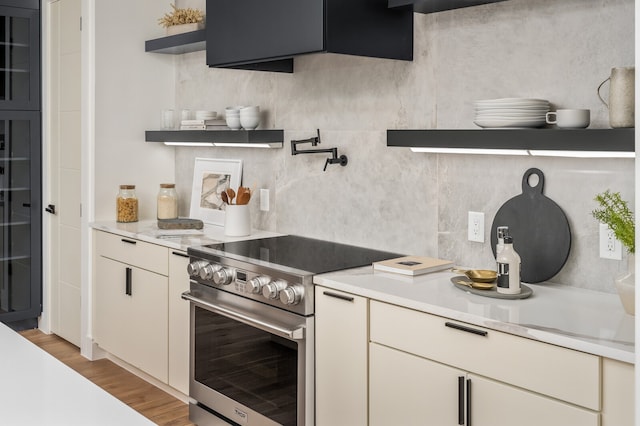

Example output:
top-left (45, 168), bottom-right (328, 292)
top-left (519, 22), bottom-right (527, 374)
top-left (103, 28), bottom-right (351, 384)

top-left (19, 329), bottom-right (194, 426)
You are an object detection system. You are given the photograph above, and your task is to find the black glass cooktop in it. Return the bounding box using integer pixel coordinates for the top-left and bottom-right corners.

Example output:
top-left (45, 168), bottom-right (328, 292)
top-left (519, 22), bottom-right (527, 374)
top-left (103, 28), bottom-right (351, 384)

top-left (199, 235), bottom-right (401, 275)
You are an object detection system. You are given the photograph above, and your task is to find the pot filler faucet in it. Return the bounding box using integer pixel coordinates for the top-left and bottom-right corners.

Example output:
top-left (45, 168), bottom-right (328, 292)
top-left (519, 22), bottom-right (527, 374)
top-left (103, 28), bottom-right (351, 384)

top-left (291, 129), bottom-right (348, 171)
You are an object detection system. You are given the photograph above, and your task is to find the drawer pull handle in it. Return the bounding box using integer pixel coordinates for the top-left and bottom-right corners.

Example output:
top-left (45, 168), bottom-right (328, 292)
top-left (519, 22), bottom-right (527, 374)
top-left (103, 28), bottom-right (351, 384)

top-left (322, 291), bottom-right (354, 302)
top-left (445, 321), bottom-right (487, 337)
top-left (458, 376), bottom-right (464, 425)
top-left (125, 267), bottom-right (132, 296)
top-left (121, 238), bottom-right (137, 245)
top-left (172, 251), bottom-right (189, 258)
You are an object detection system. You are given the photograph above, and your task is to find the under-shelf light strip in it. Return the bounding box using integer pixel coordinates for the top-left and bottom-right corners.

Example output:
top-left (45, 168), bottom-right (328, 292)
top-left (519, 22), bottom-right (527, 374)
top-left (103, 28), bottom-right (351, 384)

top-left (164, 142), bottom-right (276, 148)
top-left (410, 147), bottom-right (635, 158)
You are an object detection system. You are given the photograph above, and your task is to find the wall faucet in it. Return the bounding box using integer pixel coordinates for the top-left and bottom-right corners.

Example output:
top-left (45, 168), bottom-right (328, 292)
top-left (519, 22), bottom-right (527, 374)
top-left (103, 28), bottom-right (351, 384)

top-left (291, 129), bottom-right (348, 171)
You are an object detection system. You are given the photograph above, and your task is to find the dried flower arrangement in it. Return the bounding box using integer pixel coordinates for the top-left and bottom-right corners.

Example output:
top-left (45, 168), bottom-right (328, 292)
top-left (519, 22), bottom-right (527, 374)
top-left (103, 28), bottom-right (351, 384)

top-left (158, 4), bottom-right (204, 28)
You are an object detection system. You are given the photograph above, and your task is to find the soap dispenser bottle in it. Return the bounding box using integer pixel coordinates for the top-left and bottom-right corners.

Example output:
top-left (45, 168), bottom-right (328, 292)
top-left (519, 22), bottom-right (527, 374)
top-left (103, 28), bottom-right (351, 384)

top-left (496, 235), bottom-right (521, 294)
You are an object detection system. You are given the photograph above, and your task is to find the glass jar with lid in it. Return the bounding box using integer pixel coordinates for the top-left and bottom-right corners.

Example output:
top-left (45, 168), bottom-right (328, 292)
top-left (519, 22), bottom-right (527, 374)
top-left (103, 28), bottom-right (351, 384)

top-left (116, 185), bottom-right (138, 223)
top-left (157, 183), bottom-right (178, 220)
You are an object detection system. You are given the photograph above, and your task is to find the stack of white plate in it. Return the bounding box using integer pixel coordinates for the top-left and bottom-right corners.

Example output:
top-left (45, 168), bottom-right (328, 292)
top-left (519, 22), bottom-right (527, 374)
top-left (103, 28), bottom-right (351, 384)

top-left (195, 110), bottom-right (217, 120)
top-left (473, 98), bottom-right (550, 128)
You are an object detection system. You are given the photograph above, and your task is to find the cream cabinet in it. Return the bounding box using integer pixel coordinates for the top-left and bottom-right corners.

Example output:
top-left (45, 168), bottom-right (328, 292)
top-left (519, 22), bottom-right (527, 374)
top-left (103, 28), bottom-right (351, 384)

top-left (168, 249), bottom-right (190, 395)
top-left (93, 231), bottom-right (169, 383)
top-left (368, 300), bottom-right (601, 426)
top-left (602, 358), bottom-right (634, 426)
top-left (370, 342), bottom-right (462, 426)
top-left (315, 286), bottom-right (368, 426)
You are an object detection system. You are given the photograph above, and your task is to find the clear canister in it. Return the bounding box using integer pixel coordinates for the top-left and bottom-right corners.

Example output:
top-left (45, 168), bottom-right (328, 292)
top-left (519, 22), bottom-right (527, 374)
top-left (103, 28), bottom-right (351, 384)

top-left (157, 183), bottom-right (178, 220)
top-left (117, 185), bottom-right (138, 223)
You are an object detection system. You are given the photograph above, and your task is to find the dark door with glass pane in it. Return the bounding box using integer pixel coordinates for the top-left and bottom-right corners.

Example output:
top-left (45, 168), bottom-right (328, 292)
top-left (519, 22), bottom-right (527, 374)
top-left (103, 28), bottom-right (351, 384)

top-left (0, 5), bottom-right (39, 110)
top-left (0, 0), bottom-right (40, 329)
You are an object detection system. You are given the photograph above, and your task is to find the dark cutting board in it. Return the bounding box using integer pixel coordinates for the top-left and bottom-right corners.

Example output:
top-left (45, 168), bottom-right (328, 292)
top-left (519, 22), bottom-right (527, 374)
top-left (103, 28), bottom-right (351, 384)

top-left (490, 168), bottom-right (571, 283)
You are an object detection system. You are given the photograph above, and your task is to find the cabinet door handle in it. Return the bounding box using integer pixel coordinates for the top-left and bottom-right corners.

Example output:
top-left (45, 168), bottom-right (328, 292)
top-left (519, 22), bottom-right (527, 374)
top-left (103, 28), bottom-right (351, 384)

top-left (172, 251), bottom-right (189, 258)
top-left (121, 238), bottom-right (137, 245)
top-left (466, 378), bottom-right (472, 426)
top-left (125, 267), bottom-right (132, 296)
top-left (322, 291), bottom-right (354, 302)
top-left (445, 321), bottom-right (488, 337)
top-left (457, 376), bottom-right (464, 425)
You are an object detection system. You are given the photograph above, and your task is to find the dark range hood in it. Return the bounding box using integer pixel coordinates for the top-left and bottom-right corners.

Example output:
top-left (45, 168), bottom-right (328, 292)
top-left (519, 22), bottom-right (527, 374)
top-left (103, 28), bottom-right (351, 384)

top-left (206, 0), bottom-right (413, 73)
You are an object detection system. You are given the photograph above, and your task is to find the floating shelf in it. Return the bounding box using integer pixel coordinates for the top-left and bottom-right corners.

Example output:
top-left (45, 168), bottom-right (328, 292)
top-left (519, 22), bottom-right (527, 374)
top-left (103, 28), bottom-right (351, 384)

top-left (145, 30), bottom-right (206, 54)
top-left (387, 129), bottom-right (635, 157)
top-left (145, 129), bottom-right (284, 148)
top-left (389, 0), bottom-right (509, 13)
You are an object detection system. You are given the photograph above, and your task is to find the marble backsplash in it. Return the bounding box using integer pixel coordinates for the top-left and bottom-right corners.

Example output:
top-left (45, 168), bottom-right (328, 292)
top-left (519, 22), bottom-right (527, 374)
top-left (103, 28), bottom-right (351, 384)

top-left (172, 0), bottom-right (634, 293)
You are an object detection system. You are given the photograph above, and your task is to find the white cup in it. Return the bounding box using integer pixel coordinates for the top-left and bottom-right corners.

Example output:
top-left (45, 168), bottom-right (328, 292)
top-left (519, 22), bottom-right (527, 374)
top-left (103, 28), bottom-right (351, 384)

top-left (224, 204), bottom-right (250, 236)
top-left (545, 109), bottom-right (590, 128)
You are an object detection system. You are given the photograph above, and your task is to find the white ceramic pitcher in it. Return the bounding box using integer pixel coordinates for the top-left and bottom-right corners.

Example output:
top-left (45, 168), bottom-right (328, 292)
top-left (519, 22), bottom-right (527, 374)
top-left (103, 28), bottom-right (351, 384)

top-left (597, 66), bottom-right (635, 128)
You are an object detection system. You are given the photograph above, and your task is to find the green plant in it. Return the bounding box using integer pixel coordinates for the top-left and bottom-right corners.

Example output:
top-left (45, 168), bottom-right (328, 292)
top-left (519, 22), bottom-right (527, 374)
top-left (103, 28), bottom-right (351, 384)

top-left (158, 4), bottom-right (204, 28)
top-left (592, 190), bottom-right (635, 254)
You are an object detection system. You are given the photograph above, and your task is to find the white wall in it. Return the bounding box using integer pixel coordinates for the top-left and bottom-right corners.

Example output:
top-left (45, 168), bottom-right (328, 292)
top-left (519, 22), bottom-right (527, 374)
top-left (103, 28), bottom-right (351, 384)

top-left (172, 0), bottom-right (634, 294)
top-left (94, 0), bottom-right (176, 221)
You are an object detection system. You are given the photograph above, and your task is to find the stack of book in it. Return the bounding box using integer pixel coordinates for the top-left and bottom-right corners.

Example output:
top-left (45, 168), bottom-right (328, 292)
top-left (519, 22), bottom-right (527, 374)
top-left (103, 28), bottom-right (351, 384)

top-left (180, 118), bottom-right (227, 130)
top-left (373, 255), bottom-right (453, 276)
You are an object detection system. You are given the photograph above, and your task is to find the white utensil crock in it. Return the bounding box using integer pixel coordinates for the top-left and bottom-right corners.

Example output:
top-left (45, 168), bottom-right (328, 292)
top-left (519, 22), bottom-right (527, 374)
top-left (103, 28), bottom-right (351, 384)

top-left (224, 204), bottom-right (250, 236)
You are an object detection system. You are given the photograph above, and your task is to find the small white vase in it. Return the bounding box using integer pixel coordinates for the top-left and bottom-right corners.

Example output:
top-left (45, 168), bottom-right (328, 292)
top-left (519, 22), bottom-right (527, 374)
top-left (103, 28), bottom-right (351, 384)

top-left (224, 204), bottom-right (250, 237)
top-left (614, 253), bottom-right (635, 316)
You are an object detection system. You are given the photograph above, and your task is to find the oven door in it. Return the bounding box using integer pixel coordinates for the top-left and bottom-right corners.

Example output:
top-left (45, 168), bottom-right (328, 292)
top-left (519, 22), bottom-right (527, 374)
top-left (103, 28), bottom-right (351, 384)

top-left (182, 282), bottom-right (314, 426)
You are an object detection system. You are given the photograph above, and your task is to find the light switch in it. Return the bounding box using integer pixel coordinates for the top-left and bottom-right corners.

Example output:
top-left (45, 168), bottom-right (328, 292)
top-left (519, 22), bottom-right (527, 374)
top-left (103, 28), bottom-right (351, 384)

top-left (260, 189), bottom-right (269, 212)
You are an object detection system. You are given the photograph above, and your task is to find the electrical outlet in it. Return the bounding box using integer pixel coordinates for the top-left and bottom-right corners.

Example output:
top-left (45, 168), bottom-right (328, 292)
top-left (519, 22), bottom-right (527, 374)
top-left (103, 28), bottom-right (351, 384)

top-left (259, 188), bottom-right (270, 212)
top-left (467, 211), bottom-right (485, 243)
top-left (599, 223), bottom-right (622, 260)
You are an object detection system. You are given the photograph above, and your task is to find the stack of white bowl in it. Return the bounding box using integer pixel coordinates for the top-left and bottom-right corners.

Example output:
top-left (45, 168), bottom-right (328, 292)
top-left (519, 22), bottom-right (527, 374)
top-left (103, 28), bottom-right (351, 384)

top-left (473, 98), bottom-right (550, 128)
top-left (225, 106), bottom-right (242, 130)
top-left (239, 106), bottom-right (260, 130)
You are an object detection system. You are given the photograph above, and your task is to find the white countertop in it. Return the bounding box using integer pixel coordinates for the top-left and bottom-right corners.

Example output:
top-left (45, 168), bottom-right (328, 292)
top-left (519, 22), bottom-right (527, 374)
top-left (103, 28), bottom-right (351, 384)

top-left (90, 220), bottom-right (281, 250)
top-left (0, 322), bottom-right (155, 425)
top-left (314, 267), bottom-right (635, 364)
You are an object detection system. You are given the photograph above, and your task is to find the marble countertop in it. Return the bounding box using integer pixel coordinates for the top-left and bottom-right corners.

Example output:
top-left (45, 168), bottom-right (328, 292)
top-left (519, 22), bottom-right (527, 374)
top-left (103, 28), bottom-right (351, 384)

top-left (314, 267), bottom-right (635, 364)
top-left (90, 220), bottom-right (281, 251)
top-left (90, 221), bottom-right (634, 363)
top-left (0, 323), bottom-right (154, 425)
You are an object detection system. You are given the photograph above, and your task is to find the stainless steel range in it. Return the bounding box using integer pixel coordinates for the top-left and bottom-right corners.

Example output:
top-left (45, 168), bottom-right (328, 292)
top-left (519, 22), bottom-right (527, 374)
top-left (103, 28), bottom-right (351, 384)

top-left (182, 235), bottom-right (398, 426)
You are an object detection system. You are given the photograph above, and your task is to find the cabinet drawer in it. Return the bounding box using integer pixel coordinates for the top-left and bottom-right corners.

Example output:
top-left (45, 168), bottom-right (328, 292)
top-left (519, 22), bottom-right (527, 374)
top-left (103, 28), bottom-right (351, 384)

top-left (370, 301), bottom-right (600, 411)
top-left (95, 230), bottom-right (168, 275)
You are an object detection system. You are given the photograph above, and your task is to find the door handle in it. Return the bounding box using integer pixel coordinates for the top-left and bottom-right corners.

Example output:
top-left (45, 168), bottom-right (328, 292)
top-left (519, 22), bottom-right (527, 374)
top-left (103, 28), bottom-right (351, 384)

top-left (125, 267), bottom-right (132, 296)
top-left (45, 204), bottom-right (56, 214)
top-left (466, 378), bottom-right (472, 426)
top-left (458, 376), bottom-right (464, 425)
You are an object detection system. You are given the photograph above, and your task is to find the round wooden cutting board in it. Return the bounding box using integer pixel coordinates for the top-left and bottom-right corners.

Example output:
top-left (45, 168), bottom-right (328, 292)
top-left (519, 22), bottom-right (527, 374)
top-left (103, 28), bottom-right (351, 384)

top-left (490, 168), bottom-right (571, 283)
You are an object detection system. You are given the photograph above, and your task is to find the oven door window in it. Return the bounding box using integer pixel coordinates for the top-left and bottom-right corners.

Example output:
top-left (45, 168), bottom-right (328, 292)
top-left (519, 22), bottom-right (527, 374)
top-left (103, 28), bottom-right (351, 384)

top-left (194, 306), bottom-right (298, 426)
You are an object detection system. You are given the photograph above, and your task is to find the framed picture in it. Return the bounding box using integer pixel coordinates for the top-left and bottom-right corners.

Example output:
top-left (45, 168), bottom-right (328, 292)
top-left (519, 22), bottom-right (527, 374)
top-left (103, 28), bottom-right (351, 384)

top-left (189, 158), bottom-right (243, 225)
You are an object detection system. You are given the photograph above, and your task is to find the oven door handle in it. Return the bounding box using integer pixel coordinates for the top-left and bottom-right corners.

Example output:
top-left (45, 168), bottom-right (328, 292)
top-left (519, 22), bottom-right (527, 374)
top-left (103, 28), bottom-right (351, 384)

top-left (181, 291), bottom-right (305, 340)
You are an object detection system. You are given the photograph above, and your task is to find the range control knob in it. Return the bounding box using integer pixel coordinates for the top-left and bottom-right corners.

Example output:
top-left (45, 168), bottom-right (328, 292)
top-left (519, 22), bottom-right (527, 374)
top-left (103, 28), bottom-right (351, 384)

top-left (247, 276), bottom-right (271, 294)
top-left (213, 267), bottom-right (234, 285)
top-left (263, 279), bottom-right (288, 300)
top-left (199, 263), bottom-right (221, 281)
top-left (280, 285), bottom-right (304, 306)
top-left (187, 260), bottom-right (208, 277)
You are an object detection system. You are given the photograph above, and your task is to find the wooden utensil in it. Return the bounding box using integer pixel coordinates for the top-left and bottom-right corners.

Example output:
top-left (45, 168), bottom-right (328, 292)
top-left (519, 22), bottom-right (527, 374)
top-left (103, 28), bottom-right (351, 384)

top-left (226, 188), bottom-right (236, 204)
top-left (221, 191), bottom-right (229, 204)
top-left (236, 191), bottom-right (251, 205)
